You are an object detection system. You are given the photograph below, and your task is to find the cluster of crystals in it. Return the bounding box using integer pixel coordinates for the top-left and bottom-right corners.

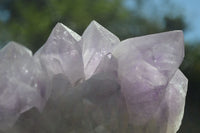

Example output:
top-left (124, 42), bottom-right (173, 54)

top-left (0, 21), bottom-right (187, 133)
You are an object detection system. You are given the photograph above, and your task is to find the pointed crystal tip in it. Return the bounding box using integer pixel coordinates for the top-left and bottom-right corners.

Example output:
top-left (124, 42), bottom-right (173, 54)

top-left (55, 22), bottom-right (81, 41)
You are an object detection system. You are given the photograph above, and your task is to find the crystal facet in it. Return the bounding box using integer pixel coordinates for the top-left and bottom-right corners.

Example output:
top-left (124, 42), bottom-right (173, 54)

top-left (81, 21), bottom-right (120, 79)
top-left (113, 31), bottom-right (184, 80)
top-left (35, 23), bottom-right (84, 85)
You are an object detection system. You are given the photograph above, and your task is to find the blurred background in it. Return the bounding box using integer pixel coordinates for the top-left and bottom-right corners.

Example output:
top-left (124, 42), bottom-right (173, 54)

top-left (0, 0), bottom-right (199, 132)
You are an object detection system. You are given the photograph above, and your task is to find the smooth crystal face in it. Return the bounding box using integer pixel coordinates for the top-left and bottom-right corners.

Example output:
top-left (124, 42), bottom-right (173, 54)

top-left (0, 21), bottom-right (187, 133)
top-left (81, 21), bottom-right (120, 79)
top-left (35, 23), bottom-right (84, 86)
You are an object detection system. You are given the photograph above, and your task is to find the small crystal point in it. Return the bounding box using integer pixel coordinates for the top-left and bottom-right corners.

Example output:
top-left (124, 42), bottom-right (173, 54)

top-left (58, 23), bottom-right (81, 42)
top-left (35, 23), bottom-right (84, 85)
top-left (81, 20), bottom-right (120, 79)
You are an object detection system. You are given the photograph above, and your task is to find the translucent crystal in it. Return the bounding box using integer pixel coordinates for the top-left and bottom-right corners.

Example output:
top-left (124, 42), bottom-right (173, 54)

top-left (35, 23), bottom-right (84, 85)
top-left (0, 42), bottom-right (48, 130)
top-left (161, 69), bottom-right (188, 133)
top-left (0, 21), bottom-right (187, 133)
top-left (81, 21), bottom-right (120, 79)
top-left (113, 31), bottom-right (184, 80)
top-left (112, 31), bottom-right (187, 132)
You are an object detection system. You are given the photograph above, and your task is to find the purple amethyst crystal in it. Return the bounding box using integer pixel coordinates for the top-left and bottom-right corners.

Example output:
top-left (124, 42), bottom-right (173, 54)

top-left (0, 21), bottom-right (187, 133)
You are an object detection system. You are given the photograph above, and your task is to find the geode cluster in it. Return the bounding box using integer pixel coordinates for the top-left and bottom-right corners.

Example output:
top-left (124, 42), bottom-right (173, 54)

top-left (0, 21), bottom-right (188, 133)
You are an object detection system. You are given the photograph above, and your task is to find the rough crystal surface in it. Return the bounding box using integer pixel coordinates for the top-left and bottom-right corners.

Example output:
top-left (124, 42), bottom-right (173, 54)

top-left (0, 21), bottom-right (187, 133)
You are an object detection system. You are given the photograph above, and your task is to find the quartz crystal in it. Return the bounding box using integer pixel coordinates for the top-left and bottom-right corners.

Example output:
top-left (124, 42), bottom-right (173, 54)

top-left (35, 23), bottom-right (84, 86)
top-left (0, 21), bottom-right (187, 133)
top-left (81, 21), bottom-right (120, 79)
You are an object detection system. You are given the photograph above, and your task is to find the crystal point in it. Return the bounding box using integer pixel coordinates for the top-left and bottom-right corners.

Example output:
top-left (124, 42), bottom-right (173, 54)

top-left (163, 69), bottom-right (188, 133)
top-left (113, 31), bottom-right (184, 80)
top-left (35, 23), bottom-right (84, 85)
top-left (81, 21), bottom-right (120, 79)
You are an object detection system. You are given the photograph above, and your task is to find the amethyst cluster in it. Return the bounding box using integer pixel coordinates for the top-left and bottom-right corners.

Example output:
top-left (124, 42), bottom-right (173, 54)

top-left (0, 21), bottom-right (188, 133)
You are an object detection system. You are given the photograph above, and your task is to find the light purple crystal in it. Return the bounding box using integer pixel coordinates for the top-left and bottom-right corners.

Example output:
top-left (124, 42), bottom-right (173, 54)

top-left (161, 69), bottom-right (188, 133)
top-left (112, 31), bottom-right (185, 128)
top-left (0, 21), bottom-right (187, 133)
top-left (0, 42), bottom-right (49, 130)
top-left (81, 21), bottom-right (120, 79)
top-left (35, 23), bottom-right (84, 86)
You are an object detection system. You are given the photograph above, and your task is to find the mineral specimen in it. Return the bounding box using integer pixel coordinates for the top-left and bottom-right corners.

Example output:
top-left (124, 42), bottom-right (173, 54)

top-left (0, 21), bottom-right (187, 133)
